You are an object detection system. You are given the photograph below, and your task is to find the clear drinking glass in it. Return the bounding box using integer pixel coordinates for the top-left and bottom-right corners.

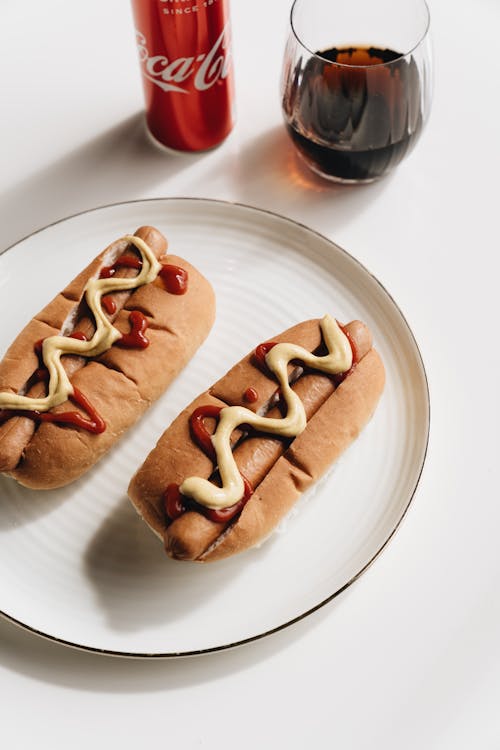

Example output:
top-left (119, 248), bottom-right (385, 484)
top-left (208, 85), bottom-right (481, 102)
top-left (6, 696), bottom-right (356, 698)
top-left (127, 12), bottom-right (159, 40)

top-left (281, 0), bottom-right (432, 183)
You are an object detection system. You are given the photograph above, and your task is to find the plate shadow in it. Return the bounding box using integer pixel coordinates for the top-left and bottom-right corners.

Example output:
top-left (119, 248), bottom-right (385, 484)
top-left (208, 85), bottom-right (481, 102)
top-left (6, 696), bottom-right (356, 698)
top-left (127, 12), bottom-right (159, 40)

top-left (83, 497), bottom-right (248, 632)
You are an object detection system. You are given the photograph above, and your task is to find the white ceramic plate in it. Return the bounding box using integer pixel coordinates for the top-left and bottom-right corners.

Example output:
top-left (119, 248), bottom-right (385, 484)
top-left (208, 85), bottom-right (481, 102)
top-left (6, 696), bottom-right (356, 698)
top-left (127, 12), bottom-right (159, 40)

top-left (0, 198), bottom-right (429, 657)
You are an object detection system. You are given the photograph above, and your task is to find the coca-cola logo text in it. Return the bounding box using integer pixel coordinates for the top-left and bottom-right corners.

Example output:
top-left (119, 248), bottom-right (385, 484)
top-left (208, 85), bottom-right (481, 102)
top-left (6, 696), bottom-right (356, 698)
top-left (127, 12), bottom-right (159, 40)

top-left (136, 25), bottom-right (231, 94)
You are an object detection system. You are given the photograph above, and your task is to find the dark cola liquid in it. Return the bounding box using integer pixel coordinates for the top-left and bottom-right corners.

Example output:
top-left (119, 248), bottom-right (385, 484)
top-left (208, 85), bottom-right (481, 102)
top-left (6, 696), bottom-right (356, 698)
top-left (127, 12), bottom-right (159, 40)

top-left (283, 46), bottom-right (423, 182)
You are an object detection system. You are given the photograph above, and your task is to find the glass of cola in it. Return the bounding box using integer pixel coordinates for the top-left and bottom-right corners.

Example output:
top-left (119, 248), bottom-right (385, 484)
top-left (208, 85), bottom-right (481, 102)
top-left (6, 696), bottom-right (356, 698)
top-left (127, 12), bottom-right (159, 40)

top-left (281, 0), bottom-right (432, 183)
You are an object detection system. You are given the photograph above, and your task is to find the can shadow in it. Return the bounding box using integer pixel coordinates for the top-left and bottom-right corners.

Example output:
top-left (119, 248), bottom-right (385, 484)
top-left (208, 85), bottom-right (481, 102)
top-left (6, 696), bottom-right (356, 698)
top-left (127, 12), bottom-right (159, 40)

top-left (0, 112), bottom-right (209, 253)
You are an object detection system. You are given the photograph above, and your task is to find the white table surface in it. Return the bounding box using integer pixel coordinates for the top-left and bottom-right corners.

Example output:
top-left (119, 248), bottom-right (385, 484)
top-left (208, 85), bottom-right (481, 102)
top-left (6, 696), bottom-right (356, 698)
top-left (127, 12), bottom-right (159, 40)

top-left (1, 1), bottom-right (499, 747)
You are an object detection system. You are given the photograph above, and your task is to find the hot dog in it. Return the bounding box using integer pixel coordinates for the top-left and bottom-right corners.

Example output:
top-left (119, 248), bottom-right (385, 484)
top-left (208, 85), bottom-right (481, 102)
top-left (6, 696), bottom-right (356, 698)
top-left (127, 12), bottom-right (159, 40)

top-left (127, 316), bottom-right (385, 561)
top-left (0, 226), bottom-right (215, 489)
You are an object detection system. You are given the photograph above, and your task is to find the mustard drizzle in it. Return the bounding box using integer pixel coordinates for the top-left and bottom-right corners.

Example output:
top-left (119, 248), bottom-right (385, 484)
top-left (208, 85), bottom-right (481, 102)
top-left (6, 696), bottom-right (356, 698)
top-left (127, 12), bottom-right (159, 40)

top-left (180, 314), bottom-right (352, 510)
top-left (0, 235), bottom-right (161, 412)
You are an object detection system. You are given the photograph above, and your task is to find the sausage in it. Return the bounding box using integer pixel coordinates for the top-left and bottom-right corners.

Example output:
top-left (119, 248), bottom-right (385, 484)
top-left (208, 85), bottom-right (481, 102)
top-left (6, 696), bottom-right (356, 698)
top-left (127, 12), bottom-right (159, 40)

top-left (127, 317), bottom-right (385, 561)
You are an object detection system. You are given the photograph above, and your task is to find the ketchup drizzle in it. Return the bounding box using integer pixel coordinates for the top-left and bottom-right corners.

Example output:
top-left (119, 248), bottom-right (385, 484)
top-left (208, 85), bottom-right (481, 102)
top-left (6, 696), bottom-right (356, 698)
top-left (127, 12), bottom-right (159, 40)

top-left (99, 254), bottom-right (142, 279)
top-left (243, 386), bottom-right (259, 404)
top-left (69, 331), bottom-right (89, 342)
top-left (0, 387), bottom-right (105, 434)
top-left (164, 484), bottom-right (186, 522)
top-left (40, 387), bottom-right (106, 433)
top-left (34, 338), bottom-right (44, 358)
top-left (334, 323), bottom-right (359, 383)
top-left (201, 475), bottom-right (253, 523)
top-left (102, 296), bottom-right (117, 316)
top-left (159, 264), bottom-right (188, 295)
top-left (116, 311), bottom-right (150, 349)
top-left (254, 341), bottom-right (278, 370)
top-left (0, 330), bottom-right (106, 434)
top-left (189, 404), bottom-right (223, 461)
top-left (163, 475), bottom-right (253, 525)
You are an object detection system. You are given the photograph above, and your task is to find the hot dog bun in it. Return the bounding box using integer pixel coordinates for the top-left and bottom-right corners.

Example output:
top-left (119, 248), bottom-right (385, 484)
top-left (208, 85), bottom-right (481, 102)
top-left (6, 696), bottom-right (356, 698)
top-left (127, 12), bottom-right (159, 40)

top-left (127, 317), bottom-right (385, 561)
top-left (0, 226), bottom-right (215, 489)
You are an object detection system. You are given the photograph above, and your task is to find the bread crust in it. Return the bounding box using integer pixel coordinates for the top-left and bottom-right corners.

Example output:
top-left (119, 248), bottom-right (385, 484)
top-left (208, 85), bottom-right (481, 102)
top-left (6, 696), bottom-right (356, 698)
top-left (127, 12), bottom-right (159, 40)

top-left (0, 227), bottom-right (215, 488)
top-left (127, 319), bottom-right (385, 562)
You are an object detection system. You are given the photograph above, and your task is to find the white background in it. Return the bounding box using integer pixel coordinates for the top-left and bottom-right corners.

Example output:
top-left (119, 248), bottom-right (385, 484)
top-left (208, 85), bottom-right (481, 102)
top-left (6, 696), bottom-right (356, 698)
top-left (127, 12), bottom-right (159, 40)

top-left (1, 0), bottom-right (500, 747)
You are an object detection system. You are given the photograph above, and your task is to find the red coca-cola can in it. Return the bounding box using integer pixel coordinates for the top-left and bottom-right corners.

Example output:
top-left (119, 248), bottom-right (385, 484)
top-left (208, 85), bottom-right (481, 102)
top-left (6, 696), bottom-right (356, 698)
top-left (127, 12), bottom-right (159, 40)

top-left (131, 0), bottom-right (235, 152)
